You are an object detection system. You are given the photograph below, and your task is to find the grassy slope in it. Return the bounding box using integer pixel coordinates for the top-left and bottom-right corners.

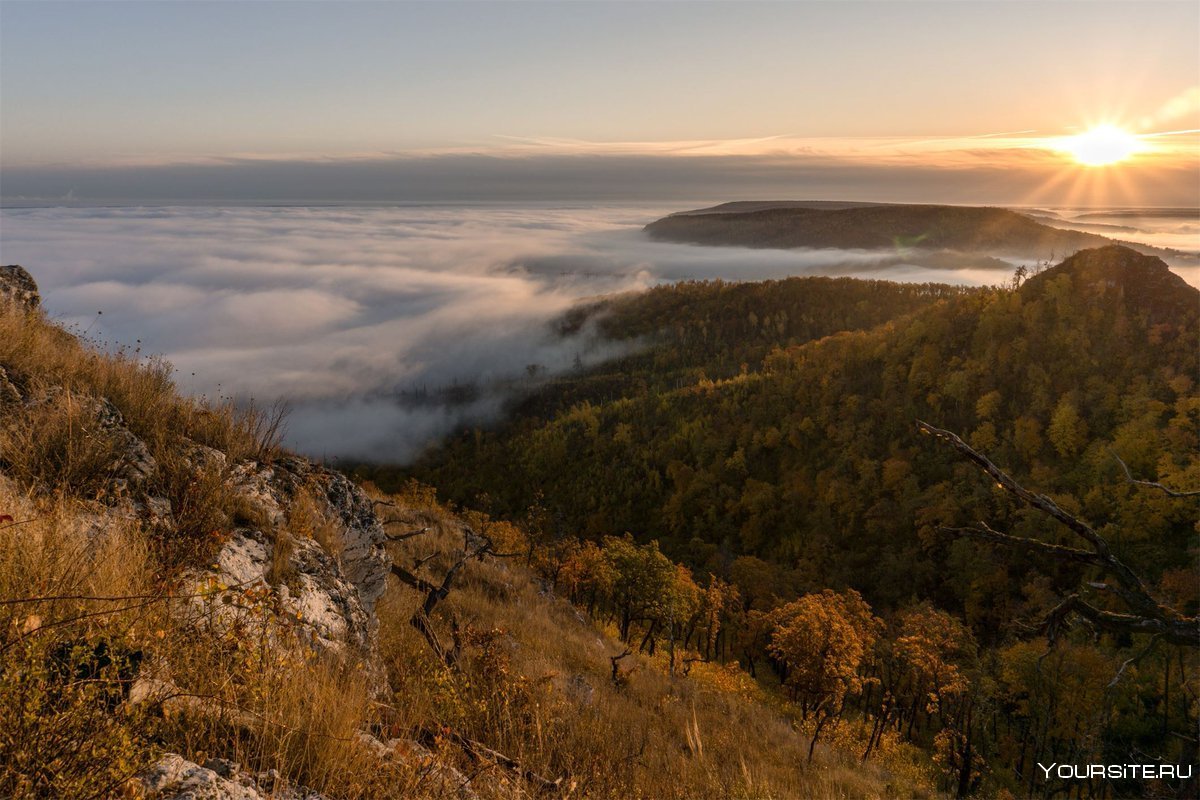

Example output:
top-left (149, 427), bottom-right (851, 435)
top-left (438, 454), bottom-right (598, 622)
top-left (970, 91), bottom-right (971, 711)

top-left (374, 484), bottom-right (938, 799)
top-left (0, 288), bottom-right (937, 797)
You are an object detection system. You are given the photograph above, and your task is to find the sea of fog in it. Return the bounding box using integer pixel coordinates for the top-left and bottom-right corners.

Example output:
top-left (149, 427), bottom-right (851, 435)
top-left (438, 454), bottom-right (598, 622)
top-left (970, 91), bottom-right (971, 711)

top-left (0, 203), bottom-right (1196, 461)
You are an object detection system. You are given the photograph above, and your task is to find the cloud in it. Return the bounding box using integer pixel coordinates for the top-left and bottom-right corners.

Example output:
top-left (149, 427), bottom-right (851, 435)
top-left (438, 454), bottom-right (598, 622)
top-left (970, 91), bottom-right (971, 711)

top-left (3, 147), bottom-right (1198, 207)
top-left (1139, 86), bottom-right (1200, 130)
top-left (0, 204), bottom-right (1193, 461)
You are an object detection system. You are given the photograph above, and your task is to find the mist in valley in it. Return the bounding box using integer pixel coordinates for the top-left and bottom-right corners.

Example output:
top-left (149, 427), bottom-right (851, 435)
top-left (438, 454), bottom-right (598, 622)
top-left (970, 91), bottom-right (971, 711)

top-left (1, 203), bottom-right (1194, 461)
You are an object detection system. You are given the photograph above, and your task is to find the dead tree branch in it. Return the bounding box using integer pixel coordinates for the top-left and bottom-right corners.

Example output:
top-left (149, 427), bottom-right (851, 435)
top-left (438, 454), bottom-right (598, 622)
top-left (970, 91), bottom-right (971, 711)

top-left (1112, 450), bottom-right (1200, 498)
top-left (417, 724), bottom-right (563, 794)
top-left (917, 420), bottom-right (1198, 648)
top-left (384, 526), bottom-right (430, 542)
top-left (610, 647), bottom-right (633, 686)
top-left (389, 528), bottom-right (506, 669)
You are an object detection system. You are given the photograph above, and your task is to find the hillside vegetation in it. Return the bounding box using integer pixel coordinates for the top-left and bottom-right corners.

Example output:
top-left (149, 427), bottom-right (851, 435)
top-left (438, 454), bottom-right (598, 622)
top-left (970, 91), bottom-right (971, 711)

top-left (399, 246), bottom-right (1200, 799)
top-left (644, 204), bottom-right (1158, 259)
top-left (0, 266), bottom-right (928, 799)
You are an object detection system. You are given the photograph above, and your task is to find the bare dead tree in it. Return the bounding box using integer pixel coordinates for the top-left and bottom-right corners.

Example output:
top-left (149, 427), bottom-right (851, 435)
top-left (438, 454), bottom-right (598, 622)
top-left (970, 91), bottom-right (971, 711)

top-left (917, 420), bottom-right (1198, 649)
top-left (1112, 451), bottom-right (1200, 498)
top-left (389, 526), bottom-right (501, 670)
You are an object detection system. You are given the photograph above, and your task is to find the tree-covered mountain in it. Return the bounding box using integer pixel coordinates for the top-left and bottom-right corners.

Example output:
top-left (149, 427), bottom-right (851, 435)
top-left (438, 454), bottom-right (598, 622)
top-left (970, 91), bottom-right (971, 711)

top-left (410, 246), bottom-right (1196, 596)
top-left (2, 266), bottom-right (923, 800)
top-left (386, 245), bottom-right (1199, 798)
top-left (644, 203), bottom-right (1171, 260)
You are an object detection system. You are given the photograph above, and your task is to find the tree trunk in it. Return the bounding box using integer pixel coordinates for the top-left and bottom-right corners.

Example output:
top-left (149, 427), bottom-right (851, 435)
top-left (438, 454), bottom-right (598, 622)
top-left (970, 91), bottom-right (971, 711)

top-left (956, 699), bottom-right (974, 799)
top-left (639, 620), bottom-right (659, 654)
top-left (807, 708), bottom-right (831, 763)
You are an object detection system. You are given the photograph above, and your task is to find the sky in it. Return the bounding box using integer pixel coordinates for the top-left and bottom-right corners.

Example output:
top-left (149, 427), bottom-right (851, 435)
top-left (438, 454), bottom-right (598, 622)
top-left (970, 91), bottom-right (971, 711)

top-left (2, 1), bottom-right (1198, 206)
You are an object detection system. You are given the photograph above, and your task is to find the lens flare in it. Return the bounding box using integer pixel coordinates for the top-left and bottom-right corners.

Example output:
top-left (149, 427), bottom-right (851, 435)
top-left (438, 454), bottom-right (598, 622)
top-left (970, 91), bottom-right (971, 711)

top-left (1057, 125), bottom-right (1143, 166)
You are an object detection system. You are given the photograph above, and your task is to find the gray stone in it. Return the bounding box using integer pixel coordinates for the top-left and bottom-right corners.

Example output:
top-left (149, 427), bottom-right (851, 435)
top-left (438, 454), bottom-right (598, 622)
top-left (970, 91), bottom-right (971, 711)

top-left (0, 265), bottom-right (40, 310)
top-left (140, 754), bottom-right (263, 800)
top-left (141, 754), bottom-right (331, 800)
top-left (180, 456), bottom-right (390, 678)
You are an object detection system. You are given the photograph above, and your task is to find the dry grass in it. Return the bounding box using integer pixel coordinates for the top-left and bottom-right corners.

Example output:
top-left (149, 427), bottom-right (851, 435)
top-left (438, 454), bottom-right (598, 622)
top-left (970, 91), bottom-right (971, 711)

top-left (0, 390), bottom-right (130, 498)
top-left (156, 617), bottom-right (423, 799)
top-left (0, 304), bottom-right (939, 798)
top-left (0, 476), bottom-right (428, 800)
top-left (374, 489), bottom-right (938, 800)
top-left (287, 482), bottom-right (343, 561)
top-left (0, 477), bottom-right (160, 799)
top-left (0, 310), bottom-right (275, 465)
top-left (0, 304), bottom-right (285, 567)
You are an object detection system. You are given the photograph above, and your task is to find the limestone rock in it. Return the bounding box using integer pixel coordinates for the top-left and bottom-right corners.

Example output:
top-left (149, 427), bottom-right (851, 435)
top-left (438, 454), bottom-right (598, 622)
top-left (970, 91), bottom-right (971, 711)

top-left (139, 754), bottom-right (262, 800)
top-left (93, 397), bottom-right (159, 495)
top-left (199, 526), bottom-right (375, 653)
top-left (140, 754), bottom-right (329, 800)
top-left (0, 264), bottom-right (40, 310)
top-left (225, 457), bottom-right (390, 612)
top-left (356, 733), bottom-right (480, 800)
top-left (184, 456), bottom-right (390, 670)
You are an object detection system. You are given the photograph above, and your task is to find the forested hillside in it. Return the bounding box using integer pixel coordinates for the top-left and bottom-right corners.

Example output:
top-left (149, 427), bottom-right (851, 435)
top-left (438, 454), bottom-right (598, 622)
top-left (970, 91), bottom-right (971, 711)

top-left (1, 265), bottom-right (927, 800)
top-left (643, 204), bottom-right (1166, 259)
top-left (383, 245), bottom-right (1200, 798)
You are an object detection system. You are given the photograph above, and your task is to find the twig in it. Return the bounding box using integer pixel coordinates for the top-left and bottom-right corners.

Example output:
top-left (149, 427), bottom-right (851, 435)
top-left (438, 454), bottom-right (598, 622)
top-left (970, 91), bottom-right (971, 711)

top-left (385, 526), bottom-right (430, 542)
top-left (918, 420), bottom-right (1198, 648)
top-left (1112, 450), bottom-right (1200, 498)
top-left (1109, 633), bottom-right (1163, 688)
top-left (418, 724), bottom-right (562, 793)
top-left (610, 648), bottom-right (633, 685)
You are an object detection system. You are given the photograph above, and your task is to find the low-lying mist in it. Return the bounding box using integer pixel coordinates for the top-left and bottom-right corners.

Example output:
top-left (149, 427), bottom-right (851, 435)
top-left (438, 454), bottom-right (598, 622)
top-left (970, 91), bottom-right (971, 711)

top-left (1, 204), bottom-right (1193, 461)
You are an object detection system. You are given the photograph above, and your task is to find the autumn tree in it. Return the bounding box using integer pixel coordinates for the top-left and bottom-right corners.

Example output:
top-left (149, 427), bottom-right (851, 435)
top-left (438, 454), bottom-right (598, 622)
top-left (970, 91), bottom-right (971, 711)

top-left (602, 535), bottom-right (677, 643)
top-left (769, 588), bottom-right (883, 761)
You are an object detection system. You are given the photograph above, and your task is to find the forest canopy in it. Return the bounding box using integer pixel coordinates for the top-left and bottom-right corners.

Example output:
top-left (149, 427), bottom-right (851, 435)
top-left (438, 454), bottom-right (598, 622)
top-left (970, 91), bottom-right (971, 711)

top-left (356, 245), bottom-right (1200, 798)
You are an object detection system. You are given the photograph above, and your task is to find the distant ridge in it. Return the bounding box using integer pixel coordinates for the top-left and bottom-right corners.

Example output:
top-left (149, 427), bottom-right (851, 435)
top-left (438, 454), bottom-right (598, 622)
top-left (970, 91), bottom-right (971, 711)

top-left (671, 200), bottom-right (894, 215)
top-left (645, 202), bottom-right (1179, 261)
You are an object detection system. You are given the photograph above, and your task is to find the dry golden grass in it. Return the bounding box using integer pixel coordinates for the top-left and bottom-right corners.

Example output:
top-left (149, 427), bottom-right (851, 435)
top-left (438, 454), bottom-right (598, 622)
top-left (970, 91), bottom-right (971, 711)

top-left (0, 303), bottom-right (285, 566)
top-left (0, 477), bottom-right (160, 798)
top-left (374, 488), bottom-right (939, 800)
top-left (0, 309), bottom-right (274, 465)
top-left (0, 304), bottom-right (939, 799)
top-left (156, 618), bottom-right (424, 799)
top-left (0, 476), bottom-right (429, 800)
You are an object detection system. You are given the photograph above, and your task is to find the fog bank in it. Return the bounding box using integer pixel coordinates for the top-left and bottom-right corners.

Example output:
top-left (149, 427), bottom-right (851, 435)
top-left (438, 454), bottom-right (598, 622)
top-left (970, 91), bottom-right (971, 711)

top-left (1, 204), bottom-right (1192, 460)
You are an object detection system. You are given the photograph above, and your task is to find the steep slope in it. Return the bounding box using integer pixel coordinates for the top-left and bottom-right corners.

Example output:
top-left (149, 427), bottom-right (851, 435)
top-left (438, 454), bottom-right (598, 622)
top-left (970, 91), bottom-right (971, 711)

top-left (644, 203), bottom-right (1163, 259)
top-left (403, 246), bottom-right (1199, 796)
top-left (0, 267), bottom-right (926, 799)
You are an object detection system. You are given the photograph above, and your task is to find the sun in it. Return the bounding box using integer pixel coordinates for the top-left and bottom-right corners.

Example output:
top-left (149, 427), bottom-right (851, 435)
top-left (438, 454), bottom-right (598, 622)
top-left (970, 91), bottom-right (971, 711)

top-left (1057, 125), bottom-right (1143, 166)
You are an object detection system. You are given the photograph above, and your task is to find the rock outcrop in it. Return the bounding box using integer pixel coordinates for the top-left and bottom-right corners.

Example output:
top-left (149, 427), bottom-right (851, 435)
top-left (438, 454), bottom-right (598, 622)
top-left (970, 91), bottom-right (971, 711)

top-left (1, 265), bottom-right (485, 798)
top-left (0, 264), bottom-right (40, 310)
top-left (225, 457), bottom-right (391, 613)
top-left (141, 754), bottom-right (329, 800)
top-left (191, 457), bottom-right (390, 662)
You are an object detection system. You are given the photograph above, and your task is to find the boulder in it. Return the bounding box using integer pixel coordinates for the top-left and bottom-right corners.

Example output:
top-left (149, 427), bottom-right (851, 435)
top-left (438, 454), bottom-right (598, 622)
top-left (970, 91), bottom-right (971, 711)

top-left (140, 754), bottom-right (329, 800)
top-left (0, 265), bottom-right (40, 310)
top-left (182, 456), bottom-right (391, 676)
top-left (224, 457), bottom-right (391, 613)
